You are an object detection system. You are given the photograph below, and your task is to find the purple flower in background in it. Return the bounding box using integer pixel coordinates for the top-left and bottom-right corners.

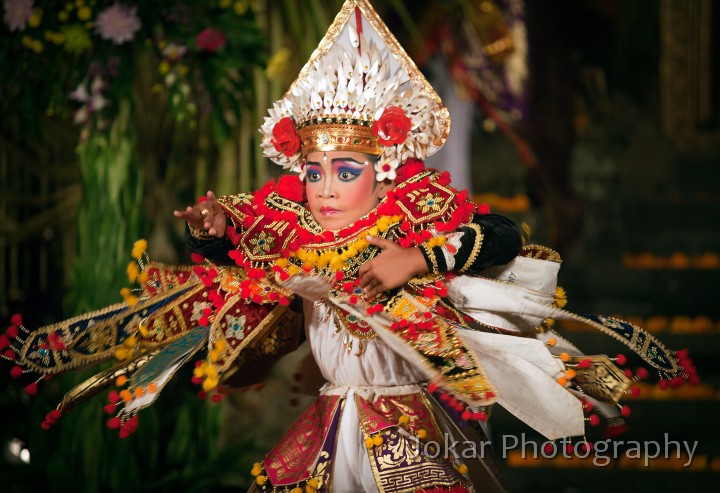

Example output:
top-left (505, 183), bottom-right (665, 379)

top-left (3, 0), bottom-right (33, 32)
top-left (96, 3), bottom-right (142, 45)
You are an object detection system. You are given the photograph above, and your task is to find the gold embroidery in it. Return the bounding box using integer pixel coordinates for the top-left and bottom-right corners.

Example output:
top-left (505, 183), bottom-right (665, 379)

top-left (188, 225), bottom-right (214, 240)
top-left (419, 243), bottom-right (440, 274)
top-left (458, 223), bottom-right (484, 273)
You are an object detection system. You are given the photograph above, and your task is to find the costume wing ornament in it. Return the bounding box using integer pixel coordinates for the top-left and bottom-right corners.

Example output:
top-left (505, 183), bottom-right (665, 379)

top-left (4, 253), bottom-right (303, 435)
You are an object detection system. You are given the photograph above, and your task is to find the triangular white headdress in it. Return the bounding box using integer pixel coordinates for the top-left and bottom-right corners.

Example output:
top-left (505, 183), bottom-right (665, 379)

top-left (260, 0), bottom-right (450, 181)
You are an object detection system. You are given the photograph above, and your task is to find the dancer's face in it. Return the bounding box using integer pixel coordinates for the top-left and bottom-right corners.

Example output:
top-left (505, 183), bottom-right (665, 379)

top-left (304, 151), bottom-right (392, 230)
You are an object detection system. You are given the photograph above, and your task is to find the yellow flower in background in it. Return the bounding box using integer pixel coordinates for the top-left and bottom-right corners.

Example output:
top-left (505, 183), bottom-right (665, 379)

top-left (61, 24), bottom-right (91, 54)
top-left (58, 11), bottom-right (69, 22)
top-left (176, 64), bottom-right (188, 76)
top-left (158, 60), bottom-right (170, 75)
top-left (220, 0), bottom-right (232, 8)
top-left (234, 1), bottom-right (249, 15)
top-left (44, 31), bottom-right (66, 45)
top-left (28, 8), bottom-right (43, 27)
top-left (75, 0), bottom-right (85, 7)
top-left (77, 6), bottom-right (92, 21)
top-left (266, 47), bottom-right (291, 80)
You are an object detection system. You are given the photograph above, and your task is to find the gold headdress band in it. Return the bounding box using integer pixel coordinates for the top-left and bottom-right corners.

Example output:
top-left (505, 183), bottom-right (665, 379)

top-left (260, 0), bottom-right (450, 181)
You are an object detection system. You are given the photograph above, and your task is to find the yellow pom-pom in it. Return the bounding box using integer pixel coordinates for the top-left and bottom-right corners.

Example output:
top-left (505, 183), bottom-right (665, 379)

top-left (138, 322), bottom-right (149, 337)
top-left (127, 262), bottom-right (139, 283)
top-left (554, 287), bottom-right (568, 308)
top-left (291, 488), bottom-right (302, 493)
top-left (398, 415), bottom-right (410, 425)
top-left (544, 318), bottom-right (556, 328)
top-left (250, 465), bottom-right (262, 477)
top-left (560, 352), bottom-right (570, 363)
top-left (138, 271), bottom-right (149, 285)
top-left (252, 462), bottom-right (262, 469)
top-left (206, 365), bottom-right (218, 380)
top-left (287, 264), bottom-right (300, 276)
top-left (457, 463), bottom-right (468, 475)
top-left (214, 339), bottom-right (228, 352)
top-left (193, 367), bottom-right (206, 379)
top-left (364, 437), bottom-right (374, 449)
top-left (275, 258), bottom-right (289, 268)
top-left (209, 349), bottom-right (220, 363)
top-left (123, 335), bottom-right (137, 348)
top-left (120, 287), bottom-right (131, 299)
top-left (255, 475), bottom-right (267, 486)
top-left (125, 295), bottom-right (139, 307)
top-left (547, 337), bottom-right (557, 347)
top-left (417, 429), bottom-right (428, 440)
top-left (307, 479), bottom-right (319, 489)
top-left (202, 378), bottom-right (218, 392)
top-left (115, 348), bottom-right (128, 361)
top-left (372, 435), bottom-right (383, 446)
top-left (116, 375), bottom-right (128, 386)
top-left (131, 239), bottom-right (148, 259)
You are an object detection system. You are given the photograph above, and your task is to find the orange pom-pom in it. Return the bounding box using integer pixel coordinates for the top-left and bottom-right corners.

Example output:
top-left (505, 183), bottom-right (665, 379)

top-left (546, 337), bottom-right (556, 347)
top-left (556, 377), bottom-right (568, 386)
top-left (116, 375), bottom-right (128, 387)
top-left (560, 353), bottom-right (570, 363)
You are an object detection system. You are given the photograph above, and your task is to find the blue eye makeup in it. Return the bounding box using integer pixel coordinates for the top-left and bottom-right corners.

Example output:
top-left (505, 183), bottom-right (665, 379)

top-left (337, 166), bottom-right (362, 182)
top-left (306, 167), bottom-right (322, 182)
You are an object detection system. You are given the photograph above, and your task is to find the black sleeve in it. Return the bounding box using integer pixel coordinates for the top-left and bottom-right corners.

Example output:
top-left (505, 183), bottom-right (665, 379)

top-left (419, 213), bottom-right (522, 275)
top-left (185, 223), bottom-right (235, 265)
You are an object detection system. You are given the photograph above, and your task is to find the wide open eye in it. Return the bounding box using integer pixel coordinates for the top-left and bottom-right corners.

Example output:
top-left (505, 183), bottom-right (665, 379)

top-left (337, 166), bottom-right (362, 182)
top-left (306, 169), bottom-right (321, 182)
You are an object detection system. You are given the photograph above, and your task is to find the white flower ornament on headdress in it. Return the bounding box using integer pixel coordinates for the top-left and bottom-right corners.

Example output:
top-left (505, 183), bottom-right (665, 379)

top-left (259, 0), bottom-right (450, 182)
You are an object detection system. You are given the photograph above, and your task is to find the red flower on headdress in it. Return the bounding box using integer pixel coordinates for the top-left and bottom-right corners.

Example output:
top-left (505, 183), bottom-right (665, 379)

top-left (372, 106), bottom-right (412, 146)
top-left (196, 28), bottom-right (226, 53)
top-left (271, 117), bottom-right (301, 157)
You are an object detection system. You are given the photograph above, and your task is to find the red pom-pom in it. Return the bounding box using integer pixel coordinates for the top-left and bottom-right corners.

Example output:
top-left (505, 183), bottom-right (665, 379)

top-left (670, 376), bottom-right (684, 388)
top-left (108, 390), bottom-right (119, 403)
top-left (461, 410), bottom-right (472, 421)
top-left (580, 442), bottom-right (593, 454)
top-left (583, 400), bottom-right (594, 412)
top-left (472, 411), bottom-right (488, 421)
top-left (24, 382), bottom-right (38, 396)
top-left (104, 404), bottom-right (117, 414)
top-left (630, 386), bottom-right (641, 397)
top-left (565, 444), bottom-right (574, 455)
top-left (47, 409), bottom-right (62, 422)
top-left (5, 325), bottom-right (18, 339)
top-left (620, 405), bottom-right (631, 417)
top-left (190, 253), bottom-right (205, 263)
top-left (439, 392), bottom-right (450, 402)
top-left (4, 349), bottom-right (16, 360)
top-left (276, 175), bottom-right (305, 202)
top-left (623, 369), bottom-right (633, 378)
top-left (476, 203), bottom-right (491, 215)
top-left (10, 365), bottom-right (23, 378)
top-left (615, 354), bottom-right (627, 365)
top-left (543, 443), bottom-right (555, 454)
top-left (427, 382), bottom-right (438, 393)
top-left (658, 379), bottom-right (670, 390)
top-left (107, 417), bottom-right (122, 429)
top-left (197, 390), bottom-right (208, 400)
top-left (10, 314), bottom-right (22, 326)
top-left (675, 348), bottom-right (689, 359)
top-left (41, 421), bottom-right (51, 430)
top-left (635, 367), bottom-right (649, 379)
top-left (191, 376), bottom-right (203, 385)
top-left (211, 393), bottom-right (223, 403)
top-left (0, 335), bottom-right (9, 350)
top-left (588, 414), bottom-right (601, 426)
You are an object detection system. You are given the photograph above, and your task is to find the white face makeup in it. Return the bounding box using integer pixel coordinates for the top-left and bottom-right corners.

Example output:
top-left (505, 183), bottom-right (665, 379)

top-left (304, 151), bottom-right (392, 230)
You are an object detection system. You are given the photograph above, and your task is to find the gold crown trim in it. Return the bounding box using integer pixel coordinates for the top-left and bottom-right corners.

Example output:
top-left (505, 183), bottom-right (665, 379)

top-left (284, 0), bottom-right (450, 151)
top-left (298, 123), bottom-right (381, 156)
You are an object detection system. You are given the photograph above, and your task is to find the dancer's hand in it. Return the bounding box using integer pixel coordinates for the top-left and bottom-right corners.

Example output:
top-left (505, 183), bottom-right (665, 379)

top-left (358, 236), bottom-right (429, 298)
top-left (173, 190), bottom-right (227, 237)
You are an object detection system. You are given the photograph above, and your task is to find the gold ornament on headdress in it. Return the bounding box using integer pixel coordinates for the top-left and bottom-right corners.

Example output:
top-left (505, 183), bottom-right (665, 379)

top-left (260, 0), bottom-right (450, 181)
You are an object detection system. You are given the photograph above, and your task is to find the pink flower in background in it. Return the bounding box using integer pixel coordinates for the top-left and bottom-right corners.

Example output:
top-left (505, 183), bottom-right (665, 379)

top-left (3, 0), bottom-right (33, 32)
top-left (196, 28), bottom-right (226, 53)
top-left (96, 3), bottom-right (142, 45)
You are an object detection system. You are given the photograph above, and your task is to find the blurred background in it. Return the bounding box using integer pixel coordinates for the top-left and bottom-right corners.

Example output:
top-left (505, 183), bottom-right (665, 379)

top-left (1, 0), bottom-right (718, 491)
